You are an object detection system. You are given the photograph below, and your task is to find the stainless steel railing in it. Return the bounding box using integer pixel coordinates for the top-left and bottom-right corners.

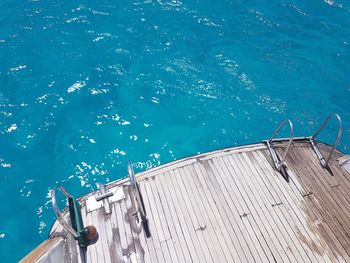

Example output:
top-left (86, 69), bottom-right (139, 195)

top-left (128, 162), bottom-right (150, 238)
top-left (265, 119), bottom-right (294, 171)
top-left (309, 113), bottom-right (343, 168)
top-left (51, 186), bottom-right (78, 238)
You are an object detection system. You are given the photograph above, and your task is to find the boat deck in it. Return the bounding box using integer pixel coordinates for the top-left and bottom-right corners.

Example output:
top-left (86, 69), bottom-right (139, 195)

top-left (25, 140), bottom-right (350, 263)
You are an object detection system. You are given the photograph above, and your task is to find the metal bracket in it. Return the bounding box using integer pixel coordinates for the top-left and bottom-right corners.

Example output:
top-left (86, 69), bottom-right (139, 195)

top-left (96, 184), bottom-right (113, 202)
top-left (96, 183), bottom-right (113, 215)
top-left (86, 185), bottom-right (125, 213)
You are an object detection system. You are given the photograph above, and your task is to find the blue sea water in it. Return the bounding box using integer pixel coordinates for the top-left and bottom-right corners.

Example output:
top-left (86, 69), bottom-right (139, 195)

top-left (0, 0), bottom-right (349, 261)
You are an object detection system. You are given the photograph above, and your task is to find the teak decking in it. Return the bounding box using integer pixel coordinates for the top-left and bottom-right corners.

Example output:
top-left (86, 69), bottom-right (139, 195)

top-left (29, 140), bottom-right (350, 263)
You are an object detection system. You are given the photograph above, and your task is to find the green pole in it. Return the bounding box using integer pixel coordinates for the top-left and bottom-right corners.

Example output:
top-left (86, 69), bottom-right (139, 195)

top-left (68, 197), bottom-right (89, 247)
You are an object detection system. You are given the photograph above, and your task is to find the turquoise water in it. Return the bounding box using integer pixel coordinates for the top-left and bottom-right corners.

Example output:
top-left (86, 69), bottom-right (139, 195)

top-left (0, 0), bottom-right (350, 261)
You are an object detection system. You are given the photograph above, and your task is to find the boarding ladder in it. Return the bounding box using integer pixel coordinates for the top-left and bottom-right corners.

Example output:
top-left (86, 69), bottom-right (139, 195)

top-left (265, 113), bottom-right (343, 172)
top-left (308, 113), bottom-right (343, 168)
top-left (265, 119), bottom-right (294, 172)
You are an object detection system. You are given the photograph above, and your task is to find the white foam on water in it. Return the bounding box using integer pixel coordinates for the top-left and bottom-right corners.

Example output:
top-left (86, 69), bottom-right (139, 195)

top-left (197, 17), bottom-right (221, 27)
top-left (91, 9), bottom-right (110, 16)
top-left (93, 32), bottom-right (112, 42)
top-left (239, 73), bottom-right (256, 90)
top-left (112, 148), bottom-right (126, 156)
top-left (67, 81), bottom-right (86, 93)
top-left (6, 124), bottom-right (17, 133)
top-left (121, 120), bottom-right (130, 125)
top-left (0, 158), bottom-right (11, 168)
top-left (90, 88), bottom-right (109, 95)
top-left (0, 111), bottom-right (12, 117)
top-left (9, 65), bottom-right (26, 72)
top-left (324, 0), bottom-right (334, 6)
top-left (38, 221), bottom-right (46, 234)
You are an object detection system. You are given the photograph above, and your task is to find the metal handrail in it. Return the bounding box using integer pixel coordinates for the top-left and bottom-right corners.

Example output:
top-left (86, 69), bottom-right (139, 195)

top-left (266, 119), bottom-right (294, 171)
top-left (128, 162), bottom-right (147, 219)
top-left (128, 162), bottom-right (150, 238)
top-left (51, 186), bottom-right (78, 238)
top-left (309, 113), bottom-right (343, 167)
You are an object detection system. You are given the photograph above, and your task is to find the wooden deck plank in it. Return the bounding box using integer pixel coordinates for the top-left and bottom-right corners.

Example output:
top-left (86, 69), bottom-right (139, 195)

top-left (328, 158), bottom-right (350, 188)
top-left (114, 200), bottom-right (129, 256)
top-left (108, 200), bottom-right (124, 263)
top-left (245, 151), bottom-right (321, 263)
top-left (187, 164), bottom-right (234, 262)
top-left (302, 148), bottom-right (350, 221)
top-left (139, 182), bottom-right (161, 263)
top-left (223, 153), bottom-right (287, 262)
top-left (242, 152), bottom-right (316, 263)
top-left (303, 194), bottom-right (350, 256)
top-left (124, 186), bottom-right (146, 263)
top-left (85, 206), bottom-right (98, 263)
top-left (254, 151), bottom-right (337, 263)
top-left (305, 149), bottom-right (350, 263)
top-left (192, 162), bottom-right (240, 262)
top-left (286, 147), bottom-right (332, 196)
top-left (66, 229), bottom-right (79, 263)
top-left (144, 179), bottom-right (166, 242)
top-left (164, 168), bottom-right (201, 262)
top-left (239, 152), bottom-right (308, 262)
top-left (167, 169), bottom-right (208, 263)
top-left (287, 148), bottom-right (350, 252)
top-left (247, 151), bottom-right (321, 263)
top-left (303, 147), bottom-right (339, 188)
top-left (306, 194), bottom-right (349, 263)
top-left (208, 158), bottom-right (263, 263)
top-left (141, 180), bottom-right (165, 263)
top-left (100, 210), bottom-right (117, 263)
top-left (242, 151), bottom-right (282, 205)
top-left (182, 165), bottom-right (229, 263)
top-left (194, 161), bottom-right (247, 262)
top-left (214, 156), bottom-right (272, 263)
top-left (298, 147), bottom-right (338, 190)
top-left (255, 150), bottom-right (335, 262)
top-left (154, 173), bottom-right (184, 263)
top-left (146, 177), bottom-right (173, 263)
top-left (95, 208), bottom-right (112, 263)
top-left (274, 146), bottom-right (312, 196)
top-left (91, 209), bottom-right (107, 263)
top-left (325, 161), bottom-right (350, 203)
top-left (174, 168), bottom-right (214, 263)
top-left (120, 189), bottom-right (136, 255)
top-left (148, 177), bottom-right (171, 242)
top-left (219, 155), bottom-right (275, 261)
top-left (233, 153), bottom-right (298, 262)
top-left (158, 171), bottom-right (193, 262)
top-left (139, 228), bottom-right (152, 263)
top-left (135, 213), bottom-right (152, 263)
top-left (139, 194), bottom-right (159, 263)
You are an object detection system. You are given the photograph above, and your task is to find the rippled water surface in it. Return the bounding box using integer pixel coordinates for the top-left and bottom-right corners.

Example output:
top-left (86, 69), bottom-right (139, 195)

top-left (1, 0), bottom-right (350, 261)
